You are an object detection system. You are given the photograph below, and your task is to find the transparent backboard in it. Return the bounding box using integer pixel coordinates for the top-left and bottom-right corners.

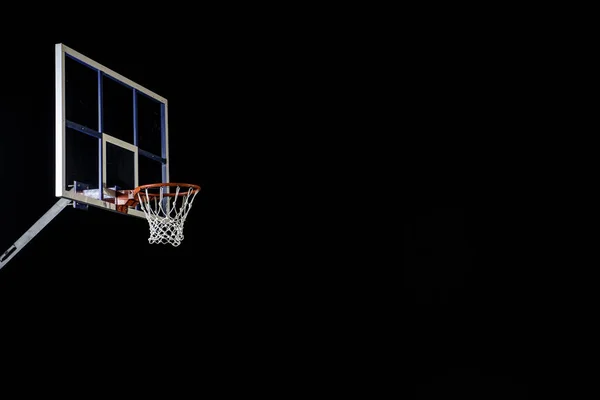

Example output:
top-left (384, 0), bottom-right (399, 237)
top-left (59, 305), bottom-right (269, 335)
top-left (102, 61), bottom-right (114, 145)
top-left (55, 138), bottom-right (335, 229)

top-left (55, 44), bottom-right (169, 218)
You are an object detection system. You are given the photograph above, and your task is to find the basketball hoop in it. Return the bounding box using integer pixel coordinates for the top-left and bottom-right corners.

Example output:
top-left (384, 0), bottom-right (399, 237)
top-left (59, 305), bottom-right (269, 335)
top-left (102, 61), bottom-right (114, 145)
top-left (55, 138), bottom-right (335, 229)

top-left (132, 183), bottom-right (201, 247)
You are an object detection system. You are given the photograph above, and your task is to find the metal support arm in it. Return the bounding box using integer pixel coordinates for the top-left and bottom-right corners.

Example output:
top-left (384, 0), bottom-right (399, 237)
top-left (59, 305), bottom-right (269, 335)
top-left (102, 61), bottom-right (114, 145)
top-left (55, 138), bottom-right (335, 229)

top-left (0, 198), bottom-right (71, 270)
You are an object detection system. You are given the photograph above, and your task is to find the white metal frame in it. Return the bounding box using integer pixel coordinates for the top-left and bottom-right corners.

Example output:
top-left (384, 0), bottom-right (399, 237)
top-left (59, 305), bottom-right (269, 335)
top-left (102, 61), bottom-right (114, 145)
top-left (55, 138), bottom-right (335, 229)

top-left (55, 43), bottom-right (168, 219)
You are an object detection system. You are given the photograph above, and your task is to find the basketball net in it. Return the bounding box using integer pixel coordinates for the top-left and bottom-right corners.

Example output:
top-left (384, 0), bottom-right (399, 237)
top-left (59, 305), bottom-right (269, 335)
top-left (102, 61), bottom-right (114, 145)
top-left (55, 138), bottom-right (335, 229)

top-left (136, 185), bottom-right (199, 247)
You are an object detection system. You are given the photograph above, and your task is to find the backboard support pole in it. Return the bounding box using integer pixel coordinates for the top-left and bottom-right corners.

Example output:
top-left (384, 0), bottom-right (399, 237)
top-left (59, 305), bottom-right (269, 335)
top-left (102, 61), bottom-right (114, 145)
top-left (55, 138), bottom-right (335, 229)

top-left (0, 198), bottom-right (71, 270)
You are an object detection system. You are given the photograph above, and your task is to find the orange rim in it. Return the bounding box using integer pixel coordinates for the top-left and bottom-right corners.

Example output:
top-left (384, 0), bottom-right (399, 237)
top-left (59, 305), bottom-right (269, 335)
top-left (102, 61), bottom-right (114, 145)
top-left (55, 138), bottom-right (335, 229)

top-left (133, 183), bottom-right (201, 198)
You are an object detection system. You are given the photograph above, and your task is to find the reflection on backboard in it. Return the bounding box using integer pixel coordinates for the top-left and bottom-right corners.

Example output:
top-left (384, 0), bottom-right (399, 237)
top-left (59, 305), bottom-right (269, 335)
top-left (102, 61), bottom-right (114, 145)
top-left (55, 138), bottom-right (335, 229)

top-left (56, 43), bottom-right (168, 218)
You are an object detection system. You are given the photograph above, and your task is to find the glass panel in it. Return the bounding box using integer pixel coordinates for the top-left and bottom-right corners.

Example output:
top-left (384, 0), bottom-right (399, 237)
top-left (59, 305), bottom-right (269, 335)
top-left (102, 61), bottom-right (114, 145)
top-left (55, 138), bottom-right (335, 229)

top-left (102, 74), bottom-right (133, 143)
top-left (66, 56), bottom-right (98, 130)
top-left (106, 142), bottom-right (134, 190)
top-left (137, 92), bottom-right (162, 156)
top-left (65, 127), bottom-right (99, 191)
top-left (138, 153), bottom-right (163, 187)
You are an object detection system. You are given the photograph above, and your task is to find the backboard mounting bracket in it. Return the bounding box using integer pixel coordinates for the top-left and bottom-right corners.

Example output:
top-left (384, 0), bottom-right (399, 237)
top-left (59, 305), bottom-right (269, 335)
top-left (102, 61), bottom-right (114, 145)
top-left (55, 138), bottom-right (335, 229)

top-left (71, 181), bottom-right (90, 210)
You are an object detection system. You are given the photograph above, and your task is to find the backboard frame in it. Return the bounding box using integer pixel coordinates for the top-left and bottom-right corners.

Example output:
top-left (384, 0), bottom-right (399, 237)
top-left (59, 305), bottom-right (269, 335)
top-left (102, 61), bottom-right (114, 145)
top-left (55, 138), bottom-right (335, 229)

top-left (55, 43), bottom-right (169, 218)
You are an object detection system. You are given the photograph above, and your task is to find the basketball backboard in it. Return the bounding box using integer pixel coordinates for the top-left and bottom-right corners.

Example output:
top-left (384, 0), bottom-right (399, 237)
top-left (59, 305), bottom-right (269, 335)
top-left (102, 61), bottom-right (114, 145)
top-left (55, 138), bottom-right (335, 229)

top-left (55, 43), bottom-right (169, 218)
top-left (1, 43), bottom-right (196, 269)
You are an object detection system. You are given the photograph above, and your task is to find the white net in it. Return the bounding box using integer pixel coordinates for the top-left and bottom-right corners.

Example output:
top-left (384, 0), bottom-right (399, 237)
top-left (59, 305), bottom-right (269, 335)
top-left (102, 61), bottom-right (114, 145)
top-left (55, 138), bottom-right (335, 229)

top-left (136, 185), bottom-right (199, 247)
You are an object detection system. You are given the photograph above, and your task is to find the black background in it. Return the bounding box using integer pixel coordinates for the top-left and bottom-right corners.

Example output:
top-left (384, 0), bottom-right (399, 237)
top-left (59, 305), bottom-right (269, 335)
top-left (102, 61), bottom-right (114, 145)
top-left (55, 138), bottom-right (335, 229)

top-left (0, 9), bottom-right (557, 397)
top-left (0, 17), bottom-right (314, 390)
top-left (0, 8), bottom-right (378, 391)
top-left (0, 35), bottom-right (251, 281)
top-left (403, 205), bottom-right (535, 399)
